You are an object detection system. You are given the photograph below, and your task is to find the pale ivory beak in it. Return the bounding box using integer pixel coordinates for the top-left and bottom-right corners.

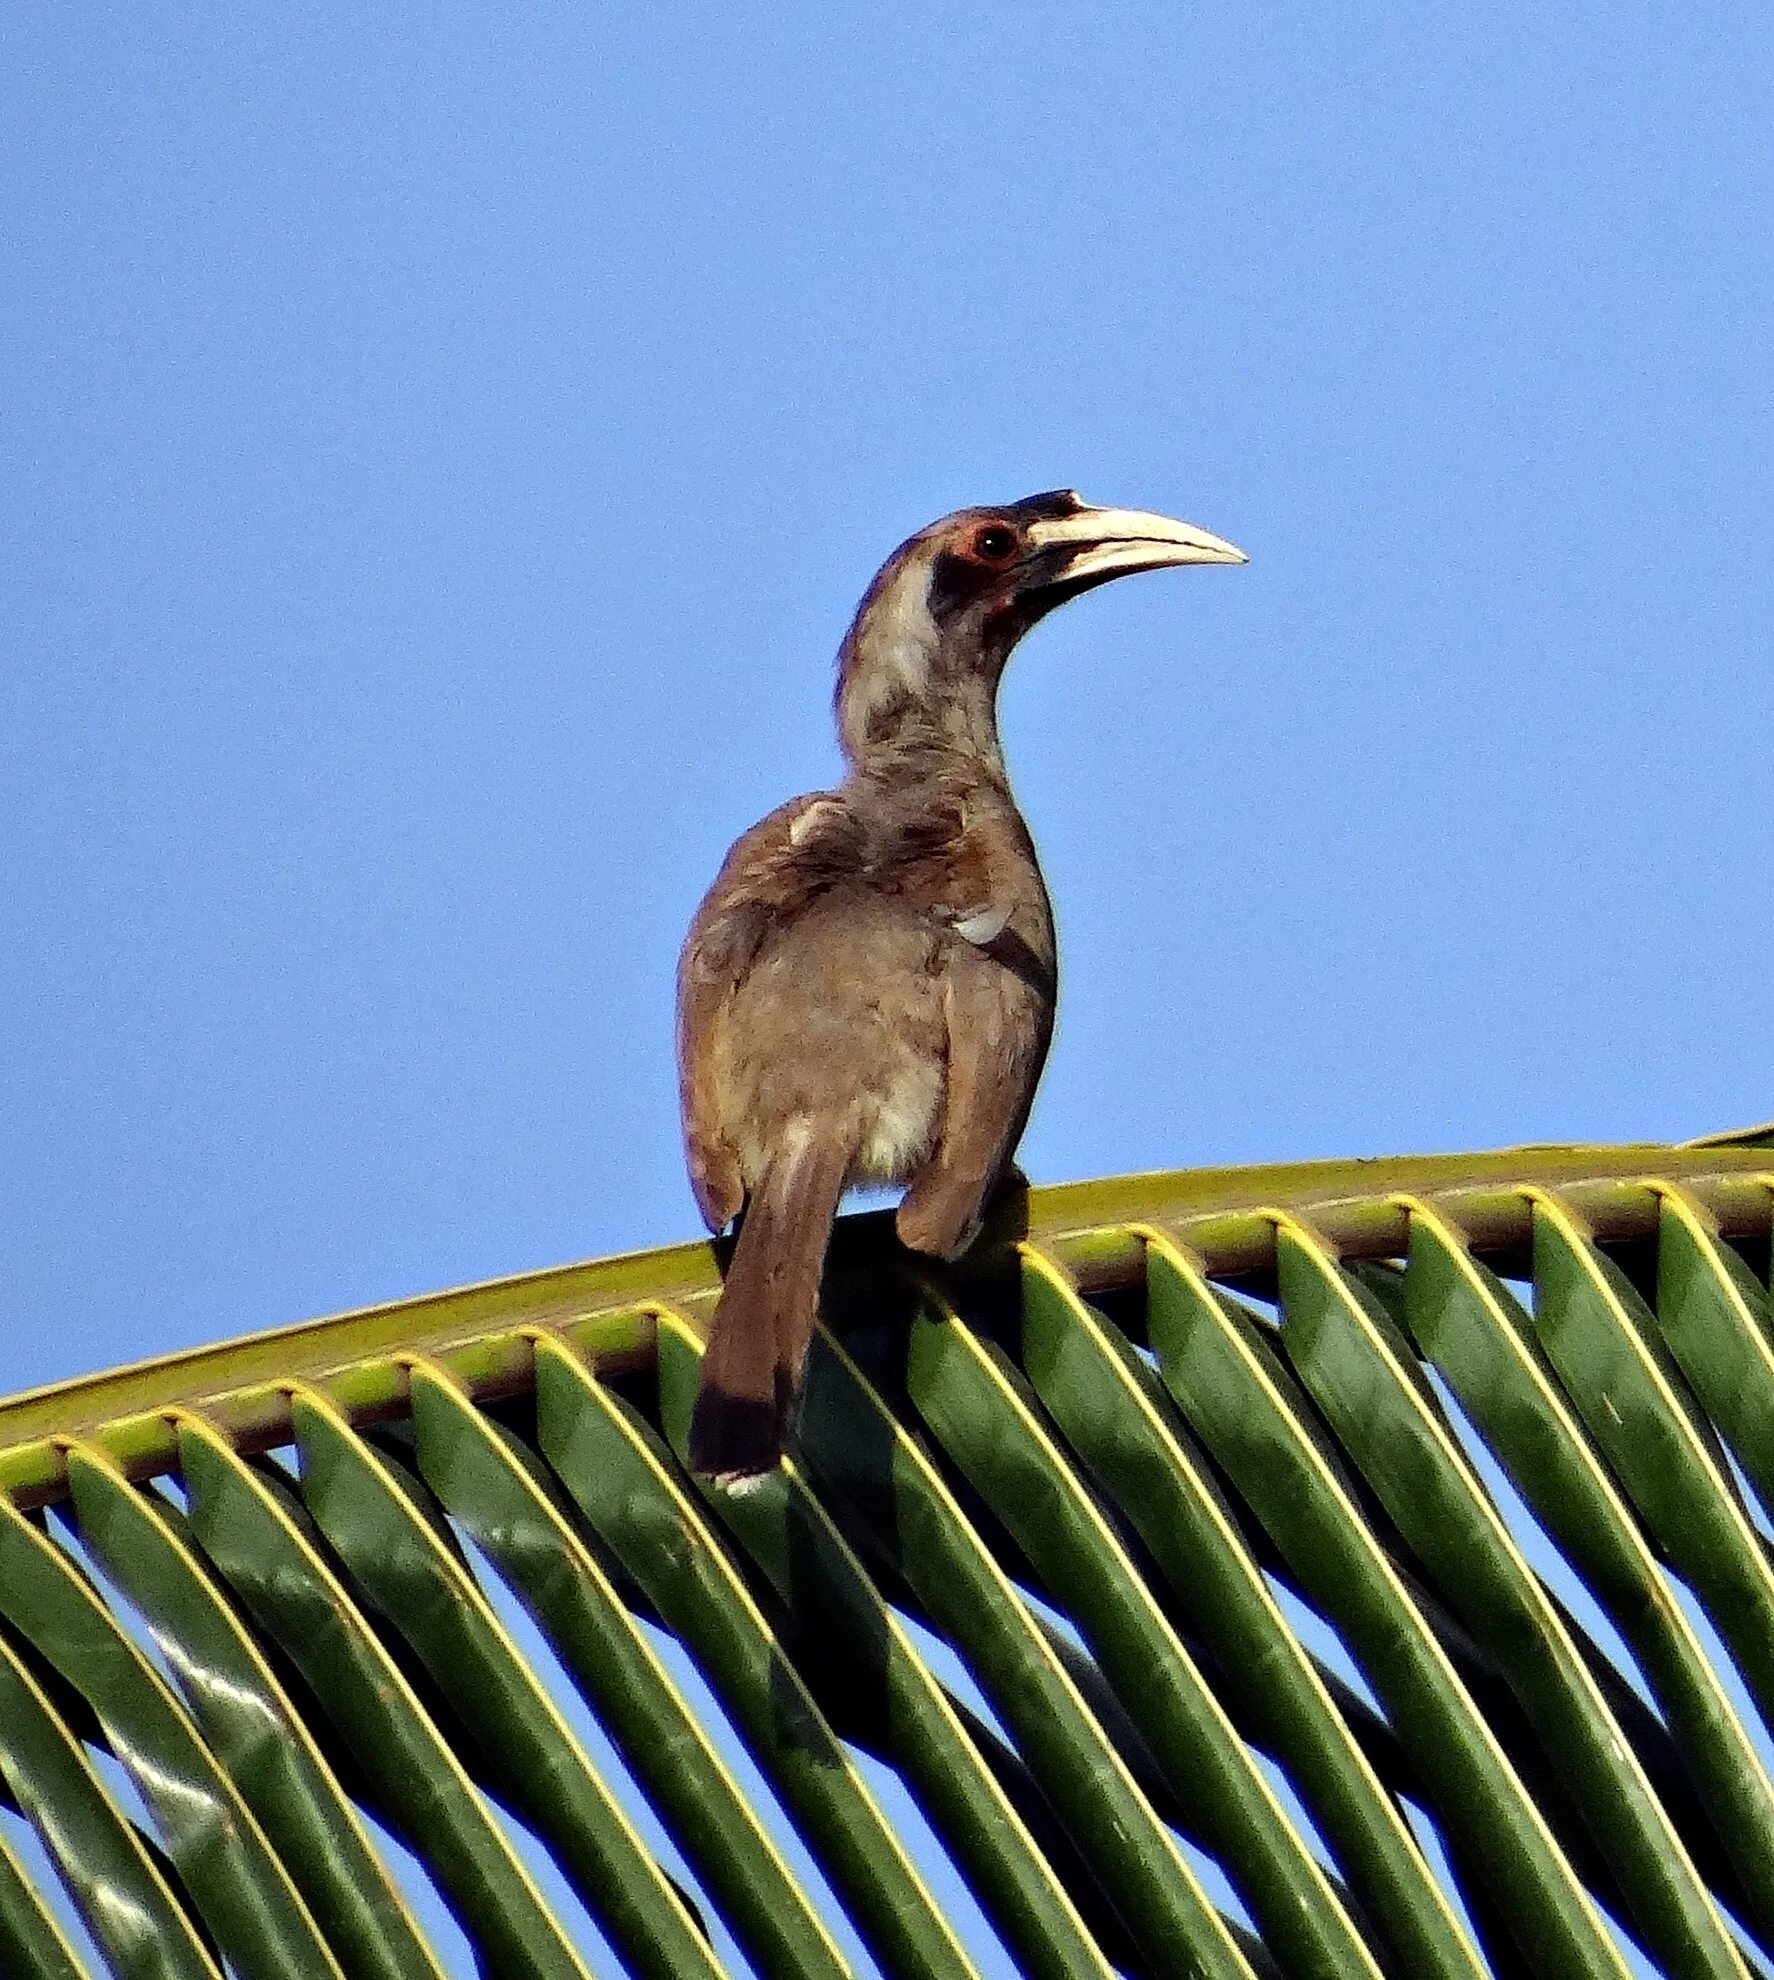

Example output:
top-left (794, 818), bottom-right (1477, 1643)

top-left (1029, 501), bottom-right (1247, 582)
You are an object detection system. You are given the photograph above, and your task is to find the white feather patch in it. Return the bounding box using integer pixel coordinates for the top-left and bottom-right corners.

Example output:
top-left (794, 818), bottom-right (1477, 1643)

top-left (787, 798), bottom-right (843, 846)
top-left (856, 1051), bottom-right (943, 1178)
top-left (844, 560), bottom-right (939, 735)
top-left (951, 904), bottom-right (1011, 945)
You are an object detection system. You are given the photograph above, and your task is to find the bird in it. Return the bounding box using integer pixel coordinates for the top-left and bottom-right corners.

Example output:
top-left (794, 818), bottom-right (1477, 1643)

top-left (676, 489), bottom-right (1245, 1481)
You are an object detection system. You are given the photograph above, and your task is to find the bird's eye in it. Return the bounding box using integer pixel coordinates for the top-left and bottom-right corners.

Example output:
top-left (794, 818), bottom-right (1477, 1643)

top-left (973, 525), bottom-right (1017, 561)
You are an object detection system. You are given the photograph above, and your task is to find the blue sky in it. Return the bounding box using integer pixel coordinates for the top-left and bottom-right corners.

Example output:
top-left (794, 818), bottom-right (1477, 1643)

top-left (5, 1), bottom-right (1772, 1403)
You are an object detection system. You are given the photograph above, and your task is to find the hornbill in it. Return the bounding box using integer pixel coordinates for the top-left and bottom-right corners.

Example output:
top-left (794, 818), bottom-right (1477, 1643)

top-left (677, 490), bottom-right (1245, 1481)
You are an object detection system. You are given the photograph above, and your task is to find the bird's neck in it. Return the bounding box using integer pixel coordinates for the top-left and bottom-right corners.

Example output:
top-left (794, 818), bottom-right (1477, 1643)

top-left (838, 678), bottom-right (1010, 789)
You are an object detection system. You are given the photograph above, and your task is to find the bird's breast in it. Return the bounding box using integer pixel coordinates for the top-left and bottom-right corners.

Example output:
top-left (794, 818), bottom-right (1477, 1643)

top-left (715, 894), bottom-right (948, 1187)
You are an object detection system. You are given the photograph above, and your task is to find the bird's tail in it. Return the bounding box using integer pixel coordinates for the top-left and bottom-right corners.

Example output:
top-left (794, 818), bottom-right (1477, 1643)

top-left (688, 1125), bottom-right (849, 1482)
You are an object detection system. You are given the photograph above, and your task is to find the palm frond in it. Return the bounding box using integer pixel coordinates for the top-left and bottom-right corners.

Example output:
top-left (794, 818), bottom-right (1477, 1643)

top-left (2, 1139), bottom-right (1772, 1977)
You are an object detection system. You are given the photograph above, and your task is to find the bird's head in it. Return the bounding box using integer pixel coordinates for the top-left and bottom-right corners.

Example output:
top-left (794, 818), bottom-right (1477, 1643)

top-left (835, 489), bottom-right (1245, 770)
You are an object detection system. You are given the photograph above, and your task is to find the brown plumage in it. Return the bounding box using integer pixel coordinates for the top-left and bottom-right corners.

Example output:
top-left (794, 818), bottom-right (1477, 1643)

top-left (677, 489), bottom-right (1245, 1481)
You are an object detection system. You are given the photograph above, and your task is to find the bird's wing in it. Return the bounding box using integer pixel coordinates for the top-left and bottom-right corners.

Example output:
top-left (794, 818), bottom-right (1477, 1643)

top-left (675, 793), bottom-right (854, 1230)
top-left (896, 918), bottom-right (1054, 1260)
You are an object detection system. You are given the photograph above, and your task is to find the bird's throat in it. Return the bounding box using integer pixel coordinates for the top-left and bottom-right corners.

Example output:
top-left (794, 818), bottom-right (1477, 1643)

top-left (840, 677), bottom-right (1008, 784)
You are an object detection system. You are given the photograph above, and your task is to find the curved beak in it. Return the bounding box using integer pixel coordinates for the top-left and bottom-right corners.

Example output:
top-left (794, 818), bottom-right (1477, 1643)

top-left (1026, 502), bottom-right (1247, 590)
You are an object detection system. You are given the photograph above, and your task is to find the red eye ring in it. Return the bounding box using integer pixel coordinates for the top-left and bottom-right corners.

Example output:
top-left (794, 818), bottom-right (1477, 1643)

top-left (973, 524), bottom-right (1017, 561)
